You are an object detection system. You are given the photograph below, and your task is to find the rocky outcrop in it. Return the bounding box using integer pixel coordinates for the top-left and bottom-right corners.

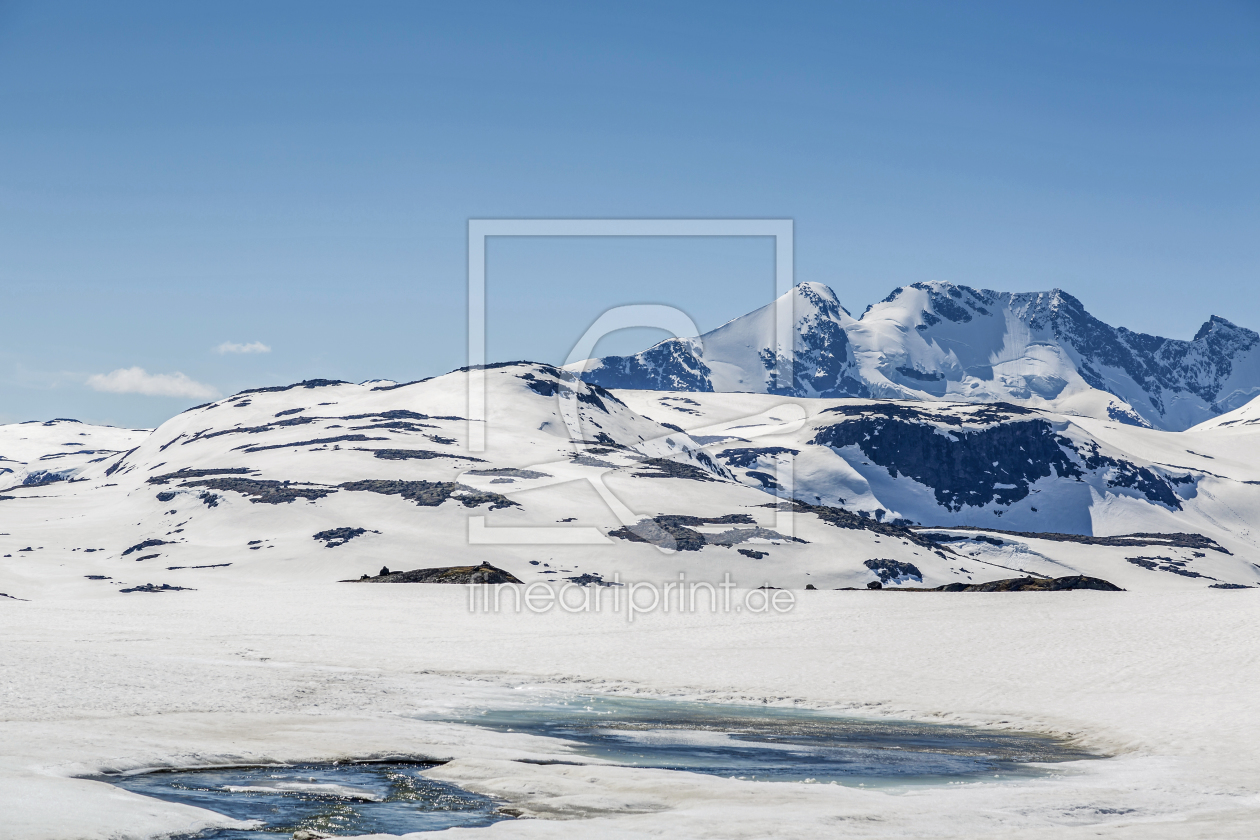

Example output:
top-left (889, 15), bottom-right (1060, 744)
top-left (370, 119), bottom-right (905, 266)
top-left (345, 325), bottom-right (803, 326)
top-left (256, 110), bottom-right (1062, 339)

top-left (864, 559), bottom-right (922, 585)
top-left (337, 479), bottom-right (517, 510)
top-left (119, 583), bottom-right (196, 593)
top-left (931, 575), bottom-right (1123, 592)
top-left (810, 405), bottom-right (1082, 511)
top-left (313, 527), bottom-right (371, 548)
top-left (349, 561), bottom-right (522, 584)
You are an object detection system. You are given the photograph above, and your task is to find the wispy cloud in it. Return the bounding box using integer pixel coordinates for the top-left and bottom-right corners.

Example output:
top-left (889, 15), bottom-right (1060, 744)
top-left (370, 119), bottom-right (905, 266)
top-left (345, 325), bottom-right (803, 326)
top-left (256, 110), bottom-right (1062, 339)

top-left (215, 341), bottom-right (271, 355)
top-left (86, 367), bottom-right (220, 399)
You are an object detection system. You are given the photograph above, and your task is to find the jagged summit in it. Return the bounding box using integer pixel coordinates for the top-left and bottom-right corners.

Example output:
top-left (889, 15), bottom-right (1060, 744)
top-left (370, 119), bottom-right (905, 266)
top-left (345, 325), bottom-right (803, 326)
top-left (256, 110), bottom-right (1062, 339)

top-left (577, 281), bottom-right (1260, 431)
top-left (571, 282), bottom-right (867, 399)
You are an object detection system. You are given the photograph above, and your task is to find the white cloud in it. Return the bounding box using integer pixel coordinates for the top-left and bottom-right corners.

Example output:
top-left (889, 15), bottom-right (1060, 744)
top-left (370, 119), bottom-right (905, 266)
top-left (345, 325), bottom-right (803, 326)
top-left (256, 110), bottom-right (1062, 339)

top-left (86, 367), bottom-right (220, 399)
top-left (215, 341), bottom-right (271, 355)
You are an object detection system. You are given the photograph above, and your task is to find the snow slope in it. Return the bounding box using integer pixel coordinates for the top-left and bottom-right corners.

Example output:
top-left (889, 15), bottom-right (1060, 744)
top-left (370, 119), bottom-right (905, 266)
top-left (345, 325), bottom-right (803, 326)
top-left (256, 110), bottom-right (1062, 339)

top-left (4, 363), bottom-right (1259, 599)
top-left (574, 281), bottom-right (1260, 431)
top-left (616, 389), bottom-right (1260, 591)
top-left (0, 418), bottom-right (147, 489)
top-left (0, 366), bottom-right (979, 600)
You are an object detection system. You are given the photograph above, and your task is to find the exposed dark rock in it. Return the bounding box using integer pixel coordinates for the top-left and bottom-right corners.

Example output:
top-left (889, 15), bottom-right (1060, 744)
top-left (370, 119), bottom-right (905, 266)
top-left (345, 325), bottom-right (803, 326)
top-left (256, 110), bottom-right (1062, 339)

top-left (744, 470), bottom-right (781, 489)
top-left (234, 379), bottom-right (350, 396)
top-left (657, 514), bottom-right (752, 526)
top-left (185, 417), bottom-right (321, 445)
top-left (155, 491), bottom-right (177, 502)
top-left (122, 539), bottom-right (171, 557)
top-left (1125, 556), bottom-right (1216, 579)
top-left (564, 572), bottom-right (619, 587)
top-left (781, 500), bottom-right (952, 553)
top-left (610, 518), bottom-right (706, 551)
top-left (761, 285), bottom-right (869, 398)
top-left (349, 561), bottom-right (523, 584)
top-left (571, 454), bottom-right (617, 468)
top-left (609, 514), bottom-right (797, 552)
top-left (867, 580), bottom-right (883, 589)
top-left (895, 365), bottom-right (945, 382)
top-left (104, 449), bottom-right (138, 477)
top-left (313, 527), bottom-right (371, 548)
top-left (235, 434), bottom-right (388, 453)
top-left (633, 457), bottom-right (720, 482)
top-left (119, 583), bottom-right (196, 593)
top-left (134, 553), bottom-right (160, 562)
top-left (716, 446), bottom-right (800, 469)
top-left (148, 467), bottom-right (255, 486)
top-left (738, 548), bottom-right (768, 559)
top-left (340, 409), bottom-right (465, 422)
top-left (914, 527), bottom-right (1231, 554)
top-left (1209, 583), bottom-right (1255, 589)
top-left (935, 575), bottom-right (1123, 592)
top-left (38, 449), bottom-right (118, 461)
top-left (22, 470), bottom-right (69, 487)
top-left (930, 533), bottom-right (1006, 546)
top-left (579, 338), bottom-right (716, 392)
top-left (524, 378), bottom-right (560, 397)
top-left (820, 401), bottom-right (1033, 427)
top-left (338, 479), bottom-right (517, 510)
top-left (351, 421), bottom-right (437, 432)
top-left (180, 478), bottom-right (335, 504)
top-left (1073, 441), bottom-right (1185, 509)
top-left (864, 558), bottom-right (923, 584)
top-left (805, 583), bottom-right (817, 590)
top-left (369, 378), bottom-right (434, 391)
top-left (811, 408), bottom-right (1080, 511)
top-left (705, 526), bottom-right (804, 547)
top-left (589, 432), bottom-right (621, 449)
top-left (369, 449), bottom-right (485, 462)
top-left (467, 468), bottom-right (551, 479)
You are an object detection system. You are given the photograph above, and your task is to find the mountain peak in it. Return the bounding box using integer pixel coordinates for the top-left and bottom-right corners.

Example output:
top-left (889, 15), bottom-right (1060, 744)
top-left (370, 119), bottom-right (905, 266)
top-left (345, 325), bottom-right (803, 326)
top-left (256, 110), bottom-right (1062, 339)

top-left (1194, 315), bottom-right (1246, 342)
top-left (577, 281), bottom-right (1260, 431)
top-left (789, 281), bottom-right (847, 319)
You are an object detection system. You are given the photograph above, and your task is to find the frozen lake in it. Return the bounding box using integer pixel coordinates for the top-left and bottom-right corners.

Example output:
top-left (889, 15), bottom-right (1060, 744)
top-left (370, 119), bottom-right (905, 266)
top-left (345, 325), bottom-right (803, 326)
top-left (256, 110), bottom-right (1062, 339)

top-left (101, 694), bottom-right (1101, 839)
top-left (440, 694), bottom-right (1098, 787)
top-left (104, 761), bottom-right (505, 838)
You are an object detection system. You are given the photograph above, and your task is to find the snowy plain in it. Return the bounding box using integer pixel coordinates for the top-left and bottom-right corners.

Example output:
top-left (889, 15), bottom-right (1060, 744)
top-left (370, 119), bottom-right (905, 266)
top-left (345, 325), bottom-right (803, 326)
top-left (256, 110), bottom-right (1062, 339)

top-left (3, 585), bottom-right (1259, 839)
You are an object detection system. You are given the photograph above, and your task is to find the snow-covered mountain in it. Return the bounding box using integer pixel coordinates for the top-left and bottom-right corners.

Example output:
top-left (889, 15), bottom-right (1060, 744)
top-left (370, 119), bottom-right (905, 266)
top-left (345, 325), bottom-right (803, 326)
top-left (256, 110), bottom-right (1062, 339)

top-left (4, 363), bottom-right (1260, 598)
top-left (0, 367), bottom-right (969, 598)
top-left (572, 282), bottom-right (1260, 431)
top-left (573, 283), bottom-right (865, 398)
top-left (0, 419), bottom-right (148, 489)
top-left (618, 388), bottom-right (1260, 585)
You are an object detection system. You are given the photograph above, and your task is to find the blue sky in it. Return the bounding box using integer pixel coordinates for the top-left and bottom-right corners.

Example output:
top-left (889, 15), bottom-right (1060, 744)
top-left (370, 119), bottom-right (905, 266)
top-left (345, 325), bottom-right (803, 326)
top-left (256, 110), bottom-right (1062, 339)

top-left (1, 1), bottom-right (1257, 427)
